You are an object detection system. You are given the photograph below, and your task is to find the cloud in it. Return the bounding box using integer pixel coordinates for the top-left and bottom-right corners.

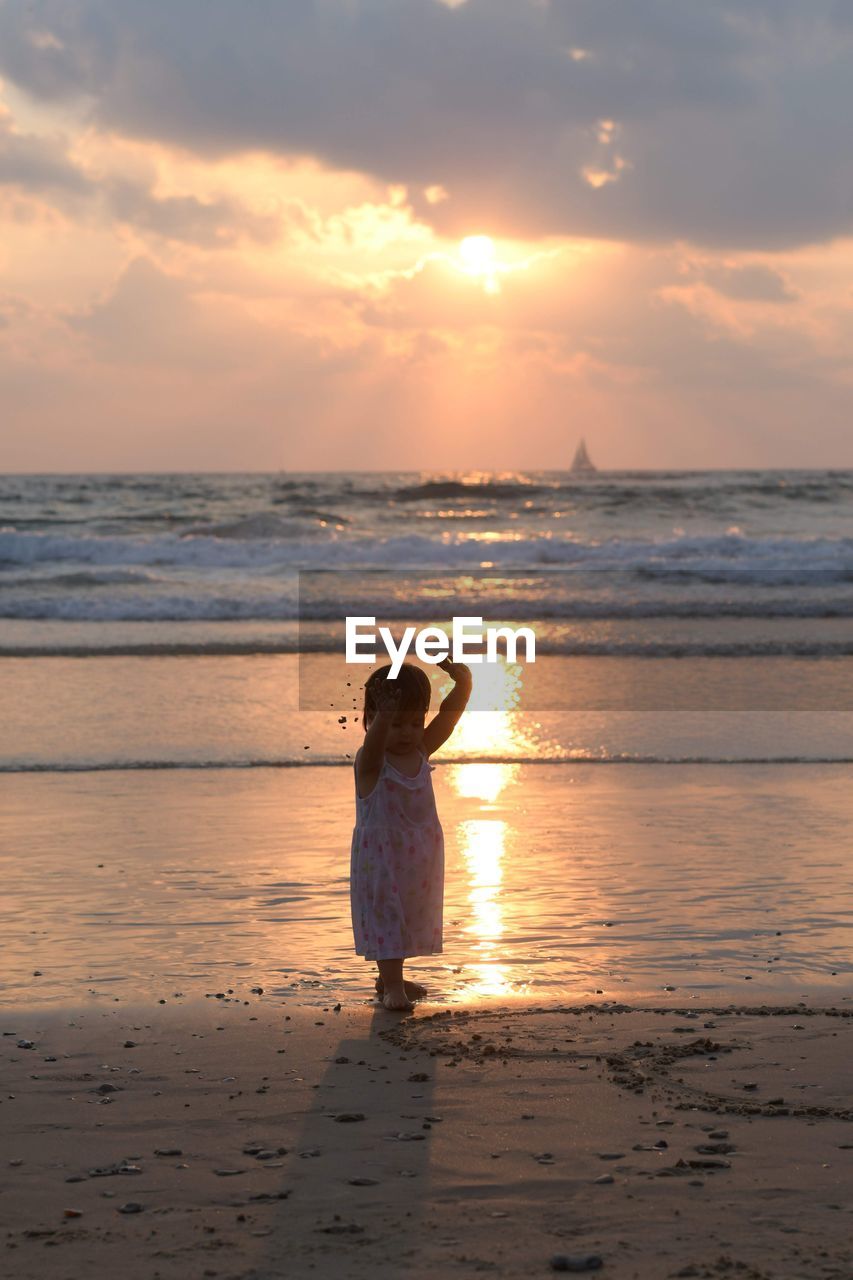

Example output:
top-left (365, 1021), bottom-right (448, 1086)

top-left (2, 237), bottom-right (851, 471)
top-left (66, 255), bottom-right (264, 368)
top-left (692, 262), bottom-right (798, 303)
top-left (1, 1), bottom-right (852, 247)
top-left (105, 176), bottom-right (282, 247)
top-left (0, 290), bottom-right (34, 328)
top-left (0, 89), bottom-right (287, 245)
top-left (351, 239), bottom-right (836, 410)
top-left (0, 104), bottom-right (92, 195)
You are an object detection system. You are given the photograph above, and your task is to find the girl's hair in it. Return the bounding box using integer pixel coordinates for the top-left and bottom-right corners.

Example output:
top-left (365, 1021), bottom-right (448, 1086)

top-left (363, 662), bottom-right (431, 728)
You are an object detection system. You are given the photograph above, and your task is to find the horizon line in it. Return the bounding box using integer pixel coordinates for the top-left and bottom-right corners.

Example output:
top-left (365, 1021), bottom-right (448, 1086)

top-left (2, 465), bottom-right (853, 478)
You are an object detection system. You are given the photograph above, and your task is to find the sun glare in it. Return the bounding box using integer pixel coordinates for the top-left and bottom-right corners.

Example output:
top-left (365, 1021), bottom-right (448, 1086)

top-left (459, 235), bottom-right (496, 275)
top-left (456, 235), bottom-right (500, 294)
top-left (449, 233), bottom-right (554, 295)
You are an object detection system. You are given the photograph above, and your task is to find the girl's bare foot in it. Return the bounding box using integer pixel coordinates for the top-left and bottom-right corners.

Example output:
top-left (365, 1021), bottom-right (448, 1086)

top-left (382, 985), bottom-right (414, 1012)
top-left (375, 976), bottom-right (428, 1000)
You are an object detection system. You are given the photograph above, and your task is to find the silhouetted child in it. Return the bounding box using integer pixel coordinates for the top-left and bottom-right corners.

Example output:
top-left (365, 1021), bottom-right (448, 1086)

top-left (351, 656), bottom-right (472, 1011)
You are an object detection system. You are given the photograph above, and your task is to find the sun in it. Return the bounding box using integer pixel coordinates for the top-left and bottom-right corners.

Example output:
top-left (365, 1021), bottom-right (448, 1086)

top-left (456, 235), bottom-right (501, 293)
top-left (458, 235), bottom-right (496, 276)
top-left (446, 233), bottom-right (553, 295)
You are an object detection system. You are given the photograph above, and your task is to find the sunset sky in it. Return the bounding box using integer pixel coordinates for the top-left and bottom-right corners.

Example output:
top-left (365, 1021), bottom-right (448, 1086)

top-left (1, 0), bottom-right (852, 471)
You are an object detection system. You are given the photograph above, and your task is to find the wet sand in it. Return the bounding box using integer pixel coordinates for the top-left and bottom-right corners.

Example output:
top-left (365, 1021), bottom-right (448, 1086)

top-left (2, 993), bottom-right (851, 1279)
top-left (2, 763), bottom-right (852, 1010)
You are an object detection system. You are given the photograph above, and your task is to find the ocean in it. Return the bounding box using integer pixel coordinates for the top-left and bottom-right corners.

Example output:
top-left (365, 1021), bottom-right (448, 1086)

top-left (1, 471), bottom-right (851, 1008)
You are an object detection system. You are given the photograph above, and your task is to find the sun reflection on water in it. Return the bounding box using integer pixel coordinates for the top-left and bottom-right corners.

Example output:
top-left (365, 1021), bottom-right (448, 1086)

top-left (436, 656), bottom-right (540, 1000)
top-left (445, 756), bottom-right (522, 1001)
top-left (437, 654), bottom-right (524, 753)
top-left (451, 761), bottom-right (517, 802)
top-left (456, 814), bottom-right (518, 1000)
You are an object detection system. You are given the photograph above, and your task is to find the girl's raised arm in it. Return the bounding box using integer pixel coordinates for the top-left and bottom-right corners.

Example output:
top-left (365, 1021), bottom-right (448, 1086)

top-left (355, 680), bottom-right (401, 796)
top-left (423, 658), bottom-right (472, 757)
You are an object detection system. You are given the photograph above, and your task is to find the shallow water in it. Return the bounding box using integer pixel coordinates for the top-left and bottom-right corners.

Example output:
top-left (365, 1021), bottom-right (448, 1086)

top-left (2, 471), bottom-right (851, 1015)
top-left (1, 762), bottom-right (850, 1011)
top-left (3, 653), bottom-right (853, 770)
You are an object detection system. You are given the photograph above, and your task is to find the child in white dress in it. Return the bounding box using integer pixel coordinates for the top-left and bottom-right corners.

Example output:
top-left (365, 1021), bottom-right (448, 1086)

top-left (351, 656), bottom-right (472, 1011)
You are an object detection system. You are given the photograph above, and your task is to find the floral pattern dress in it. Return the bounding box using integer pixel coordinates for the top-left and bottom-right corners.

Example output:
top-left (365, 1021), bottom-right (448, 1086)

top-left (350, 749), bottom-right (444, 960)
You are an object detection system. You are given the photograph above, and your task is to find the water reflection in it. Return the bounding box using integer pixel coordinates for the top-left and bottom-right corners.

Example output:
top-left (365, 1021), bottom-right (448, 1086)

top-left (446, 758), bottom-right (522, 1001)
top-left (457, 817), bottom-right (513, 998)
top-left (438, 663), bottom-right (528, 1001)
top-left (438, 652), bottom-right (522, 719)
top-left (450, 760), bottom-right (516, 802)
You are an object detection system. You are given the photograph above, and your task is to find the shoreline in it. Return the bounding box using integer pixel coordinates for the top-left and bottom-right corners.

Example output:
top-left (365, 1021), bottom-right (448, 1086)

top-left (2, 761), bottom-right (851, 1013)
top-left (2, 994), bottom-right (851, 1279)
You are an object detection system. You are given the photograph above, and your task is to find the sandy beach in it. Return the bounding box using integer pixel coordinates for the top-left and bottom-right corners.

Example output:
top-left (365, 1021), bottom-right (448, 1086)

top-left (2, 993), bottom-right (851, 1279)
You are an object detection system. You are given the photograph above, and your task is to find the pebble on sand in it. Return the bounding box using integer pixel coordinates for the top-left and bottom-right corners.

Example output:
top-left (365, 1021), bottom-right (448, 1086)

top-left (550, 1255), bottom-right (603, 1273)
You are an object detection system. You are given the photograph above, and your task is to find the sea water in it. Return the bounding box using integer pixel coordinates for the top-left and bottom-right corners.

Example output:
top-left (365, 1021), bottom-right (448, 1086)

top-left (1, 471), bottom-right (851, 1007)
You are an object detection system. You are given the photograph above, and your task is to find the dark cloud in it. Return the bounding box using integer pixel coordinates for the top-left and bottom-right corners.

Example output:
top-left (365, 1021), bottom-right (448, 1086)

top-left (0, 110), bottom-right (93, 194)
top-left (697, 262), bottom-right (798, 303)
top-left (1, 1), bottom-right (852, 247)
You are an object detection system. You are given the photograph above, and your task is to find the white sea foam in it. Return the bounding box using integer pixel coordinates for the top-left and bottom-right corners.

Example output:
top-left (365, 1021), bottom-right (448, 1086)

top-left (2, 473), bottom-right (852, 626)
top-left (2, 526), bottom-right (852, 571)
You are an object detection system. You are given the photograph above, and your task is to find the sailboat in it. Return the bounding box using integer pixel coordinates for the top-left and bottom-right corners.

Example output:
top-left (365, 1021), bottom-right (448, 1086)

top-left (570, 437), bottom-right (597, 474)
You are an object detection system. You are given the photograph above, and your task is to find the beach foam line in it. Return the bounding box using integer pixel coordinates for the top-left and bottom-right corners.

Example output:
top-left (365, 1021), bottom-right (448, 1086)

top-left (2, 525), bottom-right (853, 570)
top-left (4, 598), bottom-right (853, 623)
top-left (3, 755), bottom-right (853, 774)
top-left (3, 638), bottom-right (853, 656)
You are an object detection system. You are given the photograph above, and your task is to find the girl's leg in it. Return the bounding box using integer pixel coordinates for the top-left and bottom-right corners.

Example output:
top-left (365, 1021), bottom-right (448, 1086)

top-left (374, 963), bottom-right (429, 1001)
top-left (376, 957), bottom-right (414, 1011)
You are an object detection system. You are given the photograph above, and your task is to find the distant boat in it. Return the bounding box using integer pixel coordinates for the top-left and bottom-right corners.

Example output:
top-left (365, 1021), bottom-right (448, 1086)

top-left (570, 437), bottom-right (597, 474)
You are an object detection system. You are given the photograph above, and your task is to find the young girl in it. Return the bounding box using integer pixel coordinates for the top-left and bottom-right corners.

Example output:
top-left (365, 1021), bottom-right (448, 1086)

top-left (350, 655), bottom-right (472, 1011)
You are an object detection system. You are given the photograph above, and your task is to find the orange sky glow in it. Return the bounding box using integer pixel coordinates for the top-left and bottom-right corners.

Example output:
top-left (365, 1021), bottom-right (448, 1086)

top-left (1, 1), bottom-right (852, 471)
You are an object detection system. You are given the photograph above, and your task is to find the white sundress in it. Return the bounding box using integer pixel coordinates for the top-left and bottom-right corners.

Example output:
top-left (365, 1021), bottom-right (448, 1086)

top-left (350, 749), bottom-right (444, 961)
